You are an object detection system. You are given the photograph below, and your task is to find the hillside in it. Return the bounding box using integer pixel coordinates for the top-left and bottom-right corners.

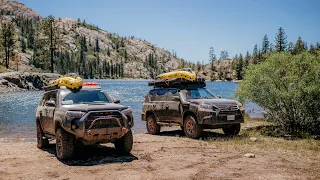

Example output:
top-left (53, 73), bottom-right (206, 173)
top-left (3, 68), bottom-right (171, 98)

top-left (0, 0), bottom-right (190, 79)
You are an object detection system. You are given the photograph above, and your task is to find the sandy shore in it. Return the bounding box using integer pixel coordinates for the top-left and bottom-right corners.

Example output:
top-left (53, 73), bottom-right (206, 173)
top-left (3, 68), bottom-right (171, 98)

top-left (0, 128), bottom-right (319, 180)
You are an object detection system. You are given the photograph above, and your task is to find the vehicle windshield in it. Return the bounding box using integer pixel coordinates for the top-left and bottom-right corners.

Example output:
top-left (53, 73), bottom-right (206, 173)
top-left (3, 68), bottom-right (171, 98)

top-left (184, 88), bottom-right (217, 99)
top-left (60, 90), bottom-right (111, 105)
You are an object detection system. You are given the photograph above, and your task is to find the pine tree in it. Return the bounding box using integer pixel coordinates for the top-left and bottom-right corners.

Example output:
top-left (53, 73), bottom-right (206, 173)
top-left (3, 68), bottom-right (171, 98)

top-left (42, 15), bottom-right (61, 73)
top-left (244, 51), bottom-right (250, 69)
top-left (261, 34), bottom-right (269, 54)
top-left (95, 38), bottom-right (100, 52)
top-left (124, 49), bottom-right (128, 60)
top-left (293, 36), bottom-right (305, 54)
top-left (316, 42), bottom-right (320, 50)
top-left (304, 42), bottom-right (308, 51)
top-left (107, 47), bottom-right (110, 56)
top-left (287, 42), bottom-right (294, 53)
top-left (81, 36), bottom-right (88, 52)
top-left (275, 27), bottom-right (287, 52)
top-left (102, 60), bottom-right (106, 77)
top-left (252, 44), bottom-right (258, 64)
top-left (219, 50), bottom-right (229, 60)
top-left (309, 44), bottom-right (316, 54)
top-left (269, 43), bottom-right (274, 52)
top-left (27, 25), bottom-right (35, 49)
top-left (209, 47), bottom-right (216, 73)
top-left (1, 22), bottom-right (15, 69)
top-left (21, 37), bottom-right (26, 53)
top-left (236, 54), bottom-right (243, 80)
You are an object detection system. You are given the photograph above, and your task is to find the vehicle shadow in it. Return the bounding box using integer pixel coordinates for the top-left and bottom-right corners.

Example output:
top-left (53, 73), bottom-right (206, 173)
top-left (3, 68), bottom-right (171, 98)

top-left (42, 144), bottom-right (138, 166)
top-left (158, 129), bottom-right (247, 141)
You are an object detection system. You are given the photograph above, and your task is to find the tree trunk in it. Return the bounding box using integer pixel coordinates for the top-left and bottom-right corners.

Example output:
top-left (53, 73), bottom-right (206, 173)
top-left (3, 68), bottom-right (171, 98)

top-left (50, 21), bottom-right (54, 73)
top-left (4, 37), bottom-right (8, 69)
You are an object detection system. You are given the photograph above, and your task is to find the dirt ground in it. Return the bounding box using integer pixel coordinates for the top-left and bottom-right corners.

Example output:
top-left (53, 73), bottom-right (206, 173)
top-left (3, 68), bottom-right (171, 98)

top-left (0, 129), bottom-right (319, 180)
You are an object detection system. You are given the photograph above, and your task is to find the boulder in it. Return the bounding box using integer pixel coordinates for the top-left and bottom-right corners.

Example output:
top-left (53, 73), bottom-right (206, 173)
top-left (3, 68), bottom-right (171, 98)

top-left (0, 79), bottom-right (8, 86)
top-left (244, 153), bottom-right (255, 158)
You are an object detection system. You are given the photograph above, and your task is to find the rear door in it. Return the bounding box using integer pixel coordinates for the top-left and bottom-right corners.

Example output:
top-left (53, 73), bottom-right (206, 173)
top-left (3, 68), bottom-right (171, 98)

top-left (150, 89), bottom-right (168, 122)
top-left (164, 89), bottom-right (182, 123)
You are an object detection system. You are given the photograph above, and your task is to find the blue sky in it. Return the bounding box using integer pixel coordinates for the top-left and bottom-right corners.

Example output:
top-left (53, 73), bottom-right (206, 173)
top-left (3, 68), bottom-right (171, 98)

top-left (19, 0), bottom-right (320, 63)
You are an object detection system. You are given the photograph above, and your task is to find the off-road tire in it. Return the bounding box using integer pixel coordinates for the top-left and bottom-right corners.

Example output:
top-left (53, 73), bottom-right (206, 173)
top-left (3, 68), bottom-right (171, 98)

top-left (115, 130), bottom-right (133, 154)
top-left (146, 115), bottom-right (161, 135)
top-left (56, 128), bottom-right (75, 160)
top-left (36, 120), bottom-right (49, 149)
top-left (222, 124), bottom-right (241, 136)
top-left (184, 115), bottom-right (203, 139)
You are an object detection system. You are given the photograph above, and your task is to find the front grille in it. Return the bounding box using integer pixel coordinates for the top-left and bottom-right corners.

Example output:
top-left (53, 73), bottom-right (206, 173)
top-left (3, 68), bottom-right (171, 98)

top-left (85, 111), bottom-right (123, 129)
top-left (215, 104), bottom-right (239, 111)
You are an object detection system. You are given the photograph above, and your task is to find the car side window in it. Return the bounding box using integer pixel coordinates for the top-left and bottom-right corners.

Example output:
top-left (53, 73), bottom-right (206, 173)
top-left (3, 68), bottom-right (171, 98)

top-left (167, 89), bottom-right (178, 101)
top-left (42, 91), bottom-right (57, 106)
top-left (149, 89), bottom-right (158, 101)
top-left (149, 89), bottom-right (168, 101)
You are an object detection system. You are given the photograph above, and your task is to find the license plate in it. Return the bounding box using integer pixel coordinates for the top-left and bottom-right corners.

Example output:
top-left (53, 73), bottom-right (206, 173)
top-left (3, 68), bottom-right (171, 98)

top-left (227, 115), bottom-right (235, 121)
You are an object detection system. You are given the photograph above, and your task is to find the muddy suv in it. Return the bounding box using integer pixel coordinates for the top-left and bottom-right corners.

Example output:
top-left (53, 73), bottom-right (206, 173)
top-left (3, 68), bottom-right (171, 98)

top-left (36, 84), bottom-right (134, 160)
top-left (141, 84), bottom-right (244, 139)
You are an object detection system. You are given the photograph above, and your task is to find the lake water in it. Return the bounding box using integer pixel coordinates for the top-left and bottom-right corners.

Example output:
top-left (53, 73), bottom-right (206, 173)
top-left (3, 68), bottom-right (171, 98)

top-left (0, 80), bottom-right (264, 138)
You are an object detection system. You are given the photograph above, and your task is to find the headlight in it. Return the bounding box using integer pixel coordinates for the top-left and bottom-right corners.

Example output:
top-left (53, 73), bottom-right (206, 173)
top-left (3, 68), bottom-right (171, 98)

top-left (237, 102), bottom-right (245, 111)
top-left (121, 108), bottom-right (133, 115)
top-left (199, 103), bottom-right (212, 110)
top-left (65, 111), bottom-right (85, 120)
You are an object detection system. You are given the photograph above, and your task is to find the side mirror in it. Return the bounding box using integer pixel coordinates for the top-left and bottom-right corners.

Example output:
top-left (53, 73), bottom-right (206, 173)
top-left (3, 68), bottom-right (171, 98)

top-left (217, 95), bottom-right (222, 99)
top-left (45, 100), bottom-right (56, 107)
top-left (114, 99), bottom-right (120, 104)
top-left (172, 96), bottom-right (180, 101)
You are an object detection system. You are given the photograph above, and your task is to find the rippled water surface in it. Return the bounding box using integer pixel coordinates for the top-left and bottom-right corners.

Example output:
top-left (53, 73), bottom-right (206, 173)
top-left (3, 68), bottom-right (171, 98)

top-left (0, 80), bottom-right (263, 138)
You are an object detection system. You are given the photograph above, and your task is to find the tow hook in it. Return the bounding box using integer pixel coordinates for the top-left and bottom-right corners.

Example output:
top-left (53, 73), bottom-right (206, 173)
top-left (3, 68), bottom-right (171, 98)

top-left (87, 130), bottom-right (92, 136)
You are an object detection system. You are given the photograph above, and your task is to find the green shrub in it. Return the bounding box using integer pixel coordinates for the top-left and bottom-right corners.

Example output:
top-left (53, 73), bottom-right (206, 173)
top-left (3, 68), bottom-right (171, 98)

top-left (236, 52), bottom-right (320, 135)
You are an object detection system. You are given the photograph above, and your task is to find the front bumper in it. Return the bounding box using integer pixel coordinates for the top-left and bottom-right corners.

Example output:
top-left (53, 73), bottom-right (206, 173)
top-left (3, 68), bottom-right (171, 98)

top-left (84, 126), bottom-right (129, 141)
top-left (200, 109), bottom-right (244, 125)
top-left (64, 110), bottom-right (132, 144)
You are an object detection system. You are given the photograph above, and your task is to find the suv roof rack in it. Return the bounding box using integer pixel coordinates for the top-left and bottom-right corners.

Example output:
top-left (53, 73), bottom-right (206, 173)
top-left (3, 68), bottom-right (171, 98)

top-left (148, 78), bottom-right (206, 89)
top-left (42, 81), bottom-right (101, 91)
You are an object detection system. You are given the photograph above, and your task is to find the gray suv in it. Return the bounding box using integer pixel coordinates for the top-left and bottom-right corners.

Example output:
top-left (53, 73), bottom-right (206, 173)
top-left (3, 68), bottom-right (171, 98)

top-left (36, 85), bottom-right (134, 160)
top-left (141, 86), bottom-right (244, 139)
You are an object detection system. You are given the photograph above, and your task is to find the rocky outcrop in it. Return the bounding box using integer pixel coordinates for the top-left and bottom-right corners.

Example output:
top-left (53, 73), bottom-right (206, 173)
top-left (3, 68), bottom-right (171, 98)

top-left (0, 0), bottom-right (41, 20)
top-left (0, 0), bottom-right (182, 78)
top-left (0, 72), bottom-right (60, 93)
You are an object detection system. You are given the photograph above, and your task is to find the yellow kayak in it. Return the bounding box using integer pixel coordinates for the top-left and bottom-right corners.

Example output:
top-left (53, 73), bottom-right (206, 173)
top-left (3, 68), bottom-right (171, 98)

top-left (156, 68), bottom-right (196, 81)
top-left (50, 75), bottom-right (83, 90)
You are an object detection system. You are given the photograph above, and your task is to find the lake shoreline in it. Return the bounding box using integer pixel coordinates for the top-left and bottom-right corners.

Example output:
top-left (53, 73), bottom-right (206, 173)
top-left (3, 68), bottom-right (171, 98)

top-left (0, 72), bottom-right (240, 93)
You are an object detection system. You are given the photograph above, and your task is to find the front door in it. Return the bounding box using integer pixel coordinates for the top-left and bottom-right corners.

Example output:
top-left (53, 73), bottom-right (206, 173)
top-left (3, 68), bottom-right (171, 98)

top-left (42, 91), bottom-right (57, 134)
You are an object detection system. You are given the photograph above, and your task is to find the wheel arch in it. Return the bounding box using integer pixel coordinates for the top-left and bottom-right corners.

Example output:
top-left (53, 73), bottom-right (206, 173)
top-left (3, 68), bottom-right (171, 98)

top-left (54, 119), bottom-right (63, 132)
top-left (183, 111), bottom-right (197, 122)
top-left (146, 111), bottom-right (155, 119)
